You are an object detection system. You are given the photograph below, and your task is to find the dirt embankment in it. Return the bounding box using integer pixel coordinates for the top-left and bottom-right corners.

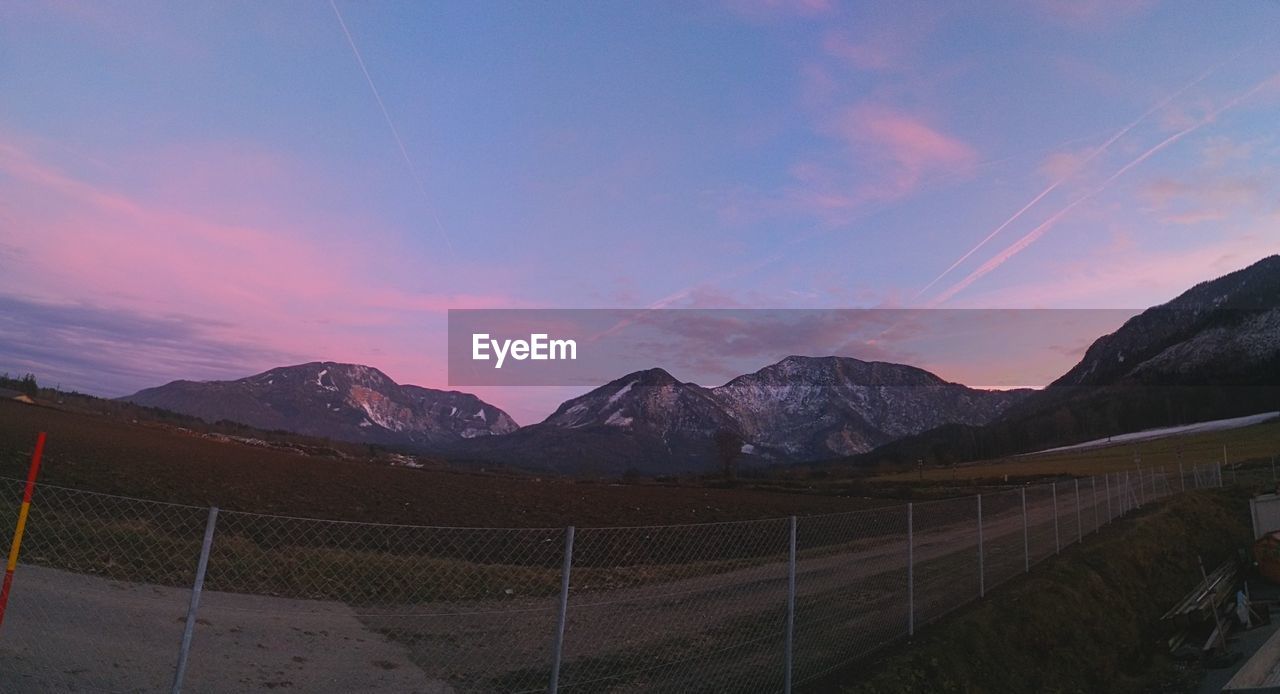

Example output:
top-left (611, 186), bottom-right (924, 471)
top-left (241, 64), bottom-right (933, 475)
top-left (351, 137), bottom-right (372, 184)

top-left (810, 490), bottom-right (1252, 694)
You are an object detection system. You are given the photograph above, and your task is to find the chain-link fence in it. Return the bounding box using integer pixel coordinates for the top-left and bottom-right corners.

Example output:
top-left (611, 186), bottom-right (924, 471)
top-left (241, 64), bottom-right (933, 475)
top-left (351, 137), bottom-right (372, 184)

top-left (0, 457), bottom-right (1257, 693)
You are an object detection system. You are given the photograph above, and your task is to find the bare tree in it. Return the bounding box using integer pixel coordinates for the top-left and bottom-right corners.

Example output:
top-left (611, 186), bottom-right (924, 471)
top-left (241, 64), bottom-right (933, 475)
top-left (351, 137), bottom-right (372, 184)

top-left (714, 429), bottom-right (743, 484)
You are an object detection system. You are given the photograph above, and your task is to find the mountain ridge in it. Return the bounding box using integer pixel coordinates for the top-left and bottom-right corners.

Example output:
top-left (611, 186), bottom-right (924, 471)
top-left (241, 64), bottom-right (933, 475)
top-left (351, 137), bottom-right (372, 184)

top-left (853, 254), bottom-right (1280, 467)
top-left (123, 361), bottom-right (519, 448)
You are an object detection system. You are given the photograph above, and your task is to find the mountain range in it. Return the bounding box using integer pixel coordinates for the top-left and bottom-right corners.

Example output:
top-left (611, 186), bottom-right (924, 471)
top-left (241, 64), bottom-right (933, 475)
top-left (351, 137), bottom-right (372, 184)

top-left (451, 359), bottom-right (1027, 473)
top-left (125, 355), bottom-right (1026, 474)
top-left (123, 254), bottom-right (1280, 474)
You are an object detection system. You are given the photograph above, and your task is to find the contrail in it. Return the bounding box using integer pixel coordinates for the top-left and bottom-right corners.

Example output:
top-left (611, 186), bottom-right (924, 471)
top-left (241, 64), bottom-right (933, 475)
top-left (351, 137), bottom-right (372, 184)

top-left (928, 74), bottom-right (1277, 307)
top-left (914, 65), bottom-right (1224, 300)
top-left (329, 0), bottom-right (454, 253)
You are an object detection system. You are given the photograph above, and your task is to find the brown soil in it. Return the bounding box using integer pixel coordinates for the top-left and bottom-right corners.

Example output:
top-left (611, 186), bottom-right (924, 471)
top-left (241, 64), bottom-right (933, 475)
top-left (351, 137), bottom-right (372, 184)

top-left (0, 400), bottom-right (888, 527)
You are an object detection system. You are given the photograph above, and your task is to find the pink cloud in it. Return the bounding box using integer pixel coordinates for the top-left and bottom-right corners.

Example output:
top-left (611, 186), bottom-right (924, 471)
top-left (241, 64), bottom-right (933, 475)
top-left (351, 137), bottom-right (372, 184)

top-left (1, 1), bottom-right (207, 60)
top-left (819, 5), bottom-right (942, 75)
top-left (0, 135), bottom-right (519, 395)
top-left (823, 103), bottom-right (978, 202)
top-left (721, 0), bottom-right (833, 21)
top-left (822, 31), bottom-right (902, 72)
top-left (1200, 136), bottom-right (1256, 169)
top-left (1029, 0), bottom-right (1156, 28)
top-left (1141, 175), bottom-right (1265, 224)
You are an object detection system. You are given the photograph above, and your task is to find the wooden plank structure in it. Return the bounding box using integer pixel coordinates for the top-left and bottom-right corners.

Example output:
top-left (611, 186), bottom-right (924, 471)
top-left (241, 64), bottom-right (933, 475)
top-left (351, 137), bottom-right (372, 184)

top-left (1161, 559), bottom-right (1239, 657)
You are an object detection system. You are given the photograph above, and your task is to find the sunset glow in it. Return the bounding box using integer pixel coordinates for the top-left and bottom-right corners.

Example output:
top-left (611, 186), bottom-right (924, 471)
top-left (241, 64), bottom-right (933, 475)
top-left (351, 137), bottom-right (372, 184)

top-left (2, 1), bottom-right (1278, 423)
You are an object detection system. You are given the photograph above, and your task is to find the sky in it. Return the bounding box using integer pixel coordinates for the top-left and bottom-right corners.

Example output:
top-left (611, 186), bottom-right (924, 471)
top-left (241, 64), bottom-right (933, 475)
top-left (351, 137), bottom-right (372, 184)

top-left (1, 0), bottom-right (1278, 425)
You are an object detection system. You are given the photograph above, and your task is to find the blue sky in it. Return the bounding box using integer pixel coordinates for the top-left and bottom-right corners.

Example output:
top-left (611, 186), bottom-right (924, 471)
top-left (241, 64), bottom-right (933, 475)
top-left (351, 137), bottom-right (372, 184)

top-left (1, 1), bottom-right (1278, 423)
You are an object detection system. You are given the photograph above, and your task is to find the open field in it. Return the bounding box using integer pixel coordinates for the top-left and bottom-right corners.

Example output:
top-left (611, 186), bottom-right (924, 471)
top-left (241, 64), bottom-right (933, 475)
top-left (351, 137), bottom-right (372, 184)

top-left (0, 394), bottom-right (1268, 691)
top-left (872, 419), bottom-right (1280, 483)
top-left (0, 461), bottom-right (1213, 692)
top-left (0, 400), bottom-right (898, 528)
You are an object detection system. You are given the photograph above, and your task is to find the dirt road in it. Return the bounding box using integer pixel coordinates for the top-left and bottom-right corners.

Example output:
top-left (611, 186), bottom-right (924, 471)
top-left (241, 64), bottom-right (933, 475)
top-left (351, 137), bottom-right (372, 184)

top-left (0, 477), bottom-right (1152, 692)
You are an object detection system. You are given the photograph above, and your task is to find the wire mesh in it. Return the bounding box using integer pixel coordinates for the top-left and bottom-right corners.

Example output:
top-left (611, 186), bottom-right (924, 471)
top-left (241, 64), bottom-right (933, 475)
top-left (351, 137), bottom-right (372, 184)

top-left (1024, 482), bottom-right (1057, 566)
top-left (792, 506), bottom-right (908, 686)
top-left (188, 510), bottom-right (567, 693)
top-left (557, 518), bottom-right (790, 693)
top-left (980, 488), bottom-right (1028, 592)
top-left (910, 496), bottom-right (980, 628)
top-left (0, 445), bottom-right (1269, 693)
top-left (0, 479), bottom-right (209, 692)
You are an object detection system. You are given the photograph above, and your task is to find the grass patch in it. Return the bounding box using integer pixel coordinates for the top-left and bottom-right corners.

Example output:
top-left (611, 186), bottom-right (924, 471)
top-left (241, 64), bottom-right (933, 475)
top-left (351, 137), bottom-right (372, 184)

top-left (873, 419), bottom-right (1280, 482)
top-left (806, 489), bottom-right (1252, 694)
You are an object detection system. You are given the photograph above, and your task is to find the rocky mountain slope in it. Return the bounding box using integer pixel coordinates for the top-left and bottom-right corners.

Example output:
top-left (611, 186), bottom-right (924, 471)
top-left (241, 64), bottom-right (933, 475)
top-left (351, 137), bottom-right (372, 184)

top-left (713, 356), bottom-right (1026, 458)
top-left (461, 356), bottom-right (1029, 473)
top-left (544, 367), bottom-right (745, 440)
top-left (1053, 254), bottom-right (1280, 388)
top-left (123, 362), bottom-right (518, 448)
top-left (858, 255), bottom-right (1280, 467)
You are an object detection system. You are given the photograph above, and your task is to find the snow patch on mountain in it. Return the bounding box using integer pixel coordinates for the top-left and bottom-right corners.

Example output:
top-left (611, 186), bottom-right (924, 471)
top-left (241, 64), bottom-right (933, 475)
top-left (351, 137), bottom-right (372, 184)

top-left (608, 380), bottom-right (637, 405)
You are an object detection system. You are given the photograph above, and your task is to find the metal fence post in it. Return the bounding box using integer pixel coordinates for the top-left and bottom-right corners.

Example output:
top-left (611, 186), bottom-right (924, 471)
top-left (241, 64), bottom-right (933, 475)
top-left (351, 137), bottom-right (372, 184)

top-left (1124, 470), bottom-right (1132, 511)
top-left (1021, 488), bottom-right (1029, 573)
top-left (1074, 479), bottom-right (1082, 542)
top-left (549, 526), bottom-right (575, 694)
top-left (1118, 472), bottom-right (1125, 514)
top-left (977, 494), bottom-right (984, 598)
top-left (1118, 472), bottom-right (1125, 513)
top-left (1119, 472), bottom-right (1125, 515)
top-left (784, 515), bottom-right (796, 694)
top-left (1136, 468), bottom-right (1144, 508)
top-left (171, 506), bottom-right (218, 694)
top-left (1105, 473), bottom-right (1111, 522)
top-left (1091, 476), bottom-right (1099, 533)
top-left (1179, 462), bottom-right (1185, 492)
top-left (1052, 482), bottom-right (1059, 555)
top-left (907, 502), bottom-right (914, 637)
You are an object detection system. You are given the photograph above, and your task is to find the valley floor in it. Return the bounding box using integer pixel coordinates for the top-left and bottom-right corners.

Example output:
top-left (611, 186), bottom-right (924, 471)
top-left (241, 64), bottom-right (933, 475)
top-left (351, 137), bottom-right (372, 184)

top-left (0, 399), bottom-right (888, 527)
top-left (0, 474), bottom-right (1166, 692)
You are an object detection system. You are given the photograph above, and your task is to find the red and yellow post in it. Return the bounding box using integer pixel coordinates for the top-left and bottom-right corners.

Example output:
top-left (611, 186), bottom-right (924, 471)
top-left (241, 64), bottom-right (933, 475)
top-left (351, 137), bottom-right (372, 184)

top-left (0, 431), bottom-right (47, 630)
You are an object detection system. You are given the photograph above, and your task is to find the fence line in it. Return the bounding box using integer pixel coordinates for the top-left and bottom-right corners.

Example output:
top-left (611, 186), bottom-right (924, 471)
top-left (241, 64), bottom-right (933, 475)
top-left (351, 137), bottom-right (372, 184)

top-left (0, 457), bottom-right (1259, 693)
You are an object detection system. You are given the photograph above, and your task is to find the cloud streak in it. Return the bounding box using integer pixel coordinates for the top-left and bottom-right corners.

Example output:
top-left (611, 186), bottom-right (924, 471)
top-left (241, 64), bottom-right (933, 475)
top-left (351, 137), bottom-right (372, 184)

top-left (329, 0), bottom-right (453, 253)
top-left (928, 73), bottom-right (1279, 306)
top-left (914, 63), bottom-right (1224, 299)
